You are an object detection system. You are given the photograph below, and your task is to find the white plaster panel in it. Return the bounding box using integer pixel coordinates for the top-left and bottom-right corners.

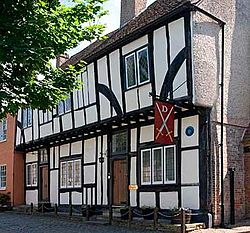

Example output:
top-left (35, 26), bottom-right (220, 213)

top-left (84, 138), bottom-right (96, 163)
top-left (153, 26), bottom-right (168, 96)
top-left (60, 193), bottom-right (69, 205)
top-left (130, 157), bottom-right (137, 207)
top-left (26, 190), bottom-right (38, 205)
top-left (71, 141), bottom-right (82, 155)
top-left (181, 115), bottom-right (199, 148)
top-left (139, 83), bottom-right (152, 109)
top-left (33, 110), bottom-right (39, 140)
top-left (74, 109), bottom-right (85, 128)
top-left (82, 71), bottom-right (89, 106)
top-left (17, 110), bottom-right (22, 121)
top-left (73, 91), bottom-right (78, 110)
top-left (26, 151), bottom-right (38, 163)
top-left (72, 192), bottom-right (82, 205)
top-left (24, 127), bottom-right (32, 142)
top-left (173, 62), bottom-right (187, 99)
top-left (16, 128), bottom-right (21, 146)
top-left (130, 128), bottom-right (137, 152)
top-left (169, 17), bottom-right (185, 62)
top-left (140, 125), bottom-right (154, 143)
top-left (110, 50), bottom-right (122, 115)
top-left (103, 135), bottom-right (108, 205)
top-left (50, 170), bottom-right (58, 204)
top-left (40, 123), bottom-right (53, 138)
top-left (97, 137), bottom-right (102, 205)
top-left (174, 119), bottom-right (178, 137)
top-left (62, 113), bottom-right (72, 131)
top-left (97, 57), bottom-right (109, 85)
top-left (100, 94), bottom-right (111, 120)
top-left (84, 165), bottom-right (95, 184)
top-left (181, 186), bottom-right (200, 209)
top-left (122, 36), bottom-right (148, 55)
top-left (50, 148), bottom-right (54, 169)
top-left (181, 150), bottom-right (199, 184)
top-left (87, 63), bottom-right (96, 104)
top-left (60, 144), bottom-right (70, 157)
top-left (140, 192), bottom-right (156, 207)
top-left (160, 192), bottom-right (178, 209)
top-left (125, 88), bottom-right (138, 112)
top-left (54, 146), bottom-right (59, 168)
top-left (86, 105), bottom-right (97, 124)
top-left (53, 118), bottom-right (60, 134)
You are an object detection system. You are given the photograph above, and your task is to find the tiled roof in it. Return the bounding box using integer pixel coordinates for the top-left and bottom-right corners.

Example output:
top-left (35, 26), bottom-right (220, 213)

top-left (62, 0), bottom-right (190, 67)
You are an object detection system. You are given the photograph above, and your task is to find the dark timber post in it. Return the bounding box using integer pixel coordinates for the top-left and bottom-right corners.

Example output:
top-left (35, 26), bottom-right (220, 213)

top-left (54, 204), bottom-right (58, 216)
top-left (180, 208), bottom-right (186, 233)
top-left (128, 206), bottom-right (132, 228)
top-left (86, 205), bottom-right (90, 221)
top-left (229, 168), bottom-right (235, 225)
top-left (69, 204), bottom-right (72, 217)
top-left (41, 203), bottom-right (44, 213)
top-left (30, 202), bottom-right (33, 214)
top-left (153, 207), bottom-right (158, 230)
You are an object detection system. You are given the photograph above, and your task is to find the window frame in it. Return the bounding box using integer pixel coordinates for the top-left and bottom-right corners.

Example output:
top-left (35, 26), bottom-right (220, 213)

top-left (57, 95), bottom-right (72, 116)
top-left (152, 147), bottom-right (163, 185)
top-left (0, 165), bottom-right (6, 190)
top-left (0, 118), bottom-right (7, 142)
top-left (26, 163), bottom-right (37, 187)
top-left (125, 53), bottom-right (137, 89)
top-left (22, 108), bottom-right (32, 128)
top-left (136, 47), bottom-right (150, 85)
top-left (141, 148), bottom-right (152, 185)
top-left (111, 131), bottom-right (128, 155)
top-left (164, 145), bottom-right (176, 184)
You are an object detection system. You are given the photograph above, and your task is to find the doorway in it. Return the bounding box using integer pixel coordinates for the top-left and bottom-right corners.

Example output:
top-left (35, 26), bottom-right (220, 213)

top-left (113, 159), bottom-right (128, 205)
top-left (40, 166), bottom-right (49, 202)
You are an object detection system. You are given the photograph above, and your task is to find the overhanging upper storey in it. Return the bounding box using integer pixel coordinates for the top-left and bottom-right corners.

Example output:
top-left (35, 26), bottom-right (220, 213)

top-left (16, 0), bottom-right (196, 150)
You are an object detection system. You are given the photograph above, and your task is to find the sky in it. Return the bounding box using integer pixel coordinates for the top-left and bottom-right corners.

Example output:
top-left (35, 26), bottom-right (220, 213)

top-left (61, 0), bottom-right (156, 56)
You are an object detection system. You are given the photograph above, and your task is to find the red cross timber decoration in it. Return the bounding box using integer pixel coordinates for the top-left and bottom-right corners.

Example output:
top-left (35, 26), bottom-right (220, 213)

top-left (154, 100), bottom-right (174, 145)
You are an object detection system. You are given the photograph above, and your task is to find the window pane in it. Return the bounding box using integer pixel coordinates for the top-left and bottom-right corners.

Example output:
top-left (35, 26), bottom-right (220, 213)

top-left (165, 147), bottom-right (175, 182)
top-left (142, 150), bottom-right (151, 184)
top-left (112, 132), bottom-right (127, 154)
top-left (0, 165), bottom-right (6, 188)
top-left (74, 160), bottom-right (81, 187)
top-left (125, 54), bottom-right (136, 88)
top-left (22, 109), bottom-right (28, 127)
top-left (67, 161), bottom-right (73, 187)
top-left (138, 48), bottom-right (149, 83)
top-left (32, 164), bottom-right (37, 185)
top-left (61, 163), bottom-right (67, 187)
top-left (27, 108), bottom-right (32, 126)
top-left (65, 96), bottom-right (71, 112)
top-left (0, 119), bottom-right (7, 141)
top-left (58, 101), bottom-right (64, 115)
top-left (153, 148), bottom-right (162, 183)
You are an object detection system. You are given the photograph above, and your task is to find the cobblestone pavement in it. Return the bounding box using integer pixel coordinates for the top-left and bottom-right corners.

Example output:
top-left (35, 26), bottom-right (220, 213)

top-left (0, 212), bottom-right (153, 233)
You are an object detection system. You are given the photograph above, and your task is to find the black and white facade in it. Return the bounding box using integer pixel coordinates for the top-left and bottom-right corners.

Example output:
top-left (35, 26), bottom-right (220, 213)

top-left (15, 1), bottom-right (213, 212)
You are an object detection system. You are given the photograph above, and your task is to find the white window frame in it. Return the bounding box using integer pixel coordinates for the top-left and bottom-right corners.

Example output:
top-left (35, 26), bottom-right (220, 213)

top-left (67, 161), bottom-right (74, 188)
top-left (26, 163), bottom-right (37, 187)
top-left (0, 165), bottom-right (6, 190)
top-left (22, 108), bottom-right (32, 128)
top-left (136, 47), bottom-right (150, 85)
top-left (0, 118), bottom-right (7, 142)
top-left (141, 149), bottom-right (151, 185)
top-left (152, 147), bottom-right (163, 185)
top-left (58, 96), bottom-right (72, 116)
top-left (60, 160), bottom-right (81, 189)
top-left (164, 145), bottom-right (176, 184)
top-left (125, 53), bottom-right (137, 89)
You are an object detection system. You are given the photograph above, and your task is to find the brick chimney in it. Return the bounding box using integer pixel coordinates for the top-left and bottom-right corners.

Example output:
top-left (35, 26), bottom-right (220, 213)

top-left (56, 53), bottom-right (69, 67)
top-left (120, 0), bottom-right (147, 27)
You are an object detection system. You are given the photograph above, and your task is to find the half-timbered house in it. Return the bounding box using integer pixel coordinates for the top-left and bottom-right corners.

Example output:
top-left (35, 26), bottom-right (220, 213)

top-left (15, 0), bottom-right (250, 225)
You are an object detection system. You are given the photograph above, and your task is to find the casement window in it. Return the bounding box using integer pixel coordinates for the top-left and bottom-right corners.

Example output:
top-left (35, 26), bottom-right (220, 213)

top-left (58, 96), bottom-right (72, 115)
top-left (0, 118), bottom-right (7, 141)
top-left (60, 159), bottom-right (81, 188)
top-left (39, 148), bottom-right (48, 164)
top-left (141, 145), bottom-right (176, 185)
top-left (39, 110), bottom-right (52, 124)
top-left (22, 108), bottom-right (32, 128)
top-left (26, 163), bottom-right (37, 187)
top-left (112, 131), bottom-right (128, 154)
top-left (125, 47), bottom-right (150, 89)
top-left (0, 165), bottom-right (6, 189)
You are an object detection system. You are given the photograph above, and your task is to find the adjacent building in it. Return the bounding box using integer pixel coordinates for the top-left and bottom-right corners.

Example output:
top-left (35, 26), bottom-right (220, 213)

top-left (14, 0), bottom-right (249, 226)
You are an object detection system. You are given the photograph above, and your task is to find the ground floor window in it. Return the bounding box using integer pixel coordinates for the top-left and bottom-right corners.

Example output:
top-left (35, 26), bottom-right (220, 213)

top-left (141, 145), bottom-right (176, 185)
top-left (0, 165), bottom-right (6, 189)
top-left (60, 159), bottom-right (81, 188)
top-left (26, 163), bottom-right (37, 187)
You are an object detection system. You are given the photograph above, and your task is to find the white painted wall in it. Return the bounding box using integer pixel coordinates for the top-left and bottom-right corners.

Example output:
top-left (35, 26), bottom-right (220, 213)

top-left (40, 123), bottom-right (53, 138)
top-left (85, 105), bottom-right (97, 124)
top-left (33, 110), bottom-right (39, 140)
top-left (24, 127), bottom-right (32, 143)
top-left (125, 88), bottom-right (138, 112)
top-left (72, 192), bottom-right (82, 205)
top-left (84, 165), bottom-right (95, 184)
top-left (84, 138), bottom-right (96, 163)
top-left (140, 125), bottom-right (154, 143)
top-left (130, 128), bottom-right (137, 152)
top-left (26, 190), bottom-right (38, 205)
top-left (181, 186), bottom-right (200, 209)
top-left (60, 193), bottom-right (69, 205)
top-left (130, 157), bottom-right (137, 206)
top-left (71, 141), bottom-right (82, 155)
top-left (138, 83), bottom-right (152, 109)
top-left (160, 192), bottom-right (178, 209)
top-left (122, 35), bottom-right (148, 55)
top-left (140, 192), bottom-right (156, 207)
top-left (50, 170), bottom-right (58, 204)
top-left (74, 109), bottom-right (85, 128)
top-left (62, 113), bottom-right (72, 131)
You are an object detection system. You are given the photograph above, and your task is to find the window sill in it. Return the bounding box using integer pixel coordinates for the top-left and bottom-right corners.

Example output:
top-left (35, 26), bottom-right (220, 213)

top-left (0, 139), bottom-right (7, 143)
top-left (0, 187), bottom-right (6, 191)
top-left (125, 81), bottom-right (151, 92)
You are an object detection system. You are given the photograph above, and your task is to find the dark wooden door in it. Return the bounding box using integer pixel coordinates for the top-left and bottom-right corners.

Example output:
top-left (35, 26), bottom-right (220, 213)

top-left (40, 166), bottom-right (49, 202)
top-left (113, 159), bottom-right (128, 205)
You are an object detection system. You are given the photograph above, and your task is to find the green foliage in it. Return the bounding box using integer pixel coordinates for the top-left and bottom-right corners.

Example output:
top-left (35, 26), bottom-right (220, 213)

top-left (0, 193), bottom-right (10, 205)
top-left (0, 0), bottom-right (107, 118)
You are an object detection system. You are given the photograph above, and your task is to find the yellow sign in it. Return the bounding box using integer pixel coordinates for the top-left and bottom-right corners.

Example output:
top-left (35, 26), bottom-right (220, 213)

top-left (129, 185), bottom-right (138, 190)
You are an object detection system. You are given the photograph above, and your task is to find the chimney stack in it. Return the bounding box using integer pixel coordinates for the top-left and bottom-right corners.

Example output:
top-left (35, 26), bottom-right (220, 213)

top-left (120, 0), bottom-right (147, 27)
top-left (56, 53), bottom-right (69, 67)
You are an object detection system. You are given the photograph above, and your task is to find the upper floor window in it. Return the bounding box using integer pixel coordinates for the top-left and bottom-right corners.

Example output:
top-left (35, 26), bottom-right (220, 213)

top-left (141, 145), bottom-right (176, 185)
top-left (58, 96), bottom-right (72, 115)
top-left (0, 119), bottom-right (7, 141)
top-left (125, 47), bottom-right (150, 89)
top-left (0, 165), bottom-right (6, 189)
top-left (26, 163), bottom-right (37, 187)
top-left (39, 110), bottom-right (52, 124)
top-left (22, 108), bottom-right (32, 128)
top-left (39, 148), bottom-right (48, 164)
top-left (112, 131), bottom-right (128, 154)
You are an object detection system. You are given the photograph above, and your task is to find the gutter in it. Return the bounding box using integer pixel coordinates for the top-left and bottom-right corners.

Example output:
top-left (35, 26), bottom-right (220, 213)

top-left (189, 4), bottom-right (226, 227)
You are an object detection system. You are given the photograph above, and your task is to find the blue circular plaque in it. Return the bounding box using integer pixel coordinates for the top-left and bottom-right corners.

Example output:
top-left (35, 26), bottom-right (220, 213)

top-left (185, 126), bottom-right (194, 137)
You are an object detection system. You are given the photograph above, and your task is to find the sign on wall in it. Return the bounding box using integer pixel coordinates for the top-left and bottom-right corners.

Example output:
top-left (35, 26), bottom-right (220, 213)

top-left (154, 100), bottom-right (174, 145)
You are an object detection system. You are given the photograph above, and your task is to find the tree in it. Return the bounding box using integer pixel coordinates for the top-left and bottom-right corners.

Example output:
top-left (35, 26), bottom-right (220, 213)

top-left (0, 0), bottom-right (106, 118)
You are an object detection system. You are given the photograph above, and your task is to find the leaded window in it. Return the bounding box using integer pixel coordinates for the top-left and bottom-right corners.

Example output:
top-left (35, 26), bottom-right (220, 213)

top-left (141, 149), bottom-right (151, 185)
top-left (112, 131), bottom-right (128, 154)
top-left (0, 165), bottom-right (6, 189)
top-left (137, 48), bottom-right (149, 84)
top-left (0, 119), bottom-right (7, 141)
top-left (26, 163), bottom-right (37, 187)
top-left (125, 54), bottom-right (137, 89)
